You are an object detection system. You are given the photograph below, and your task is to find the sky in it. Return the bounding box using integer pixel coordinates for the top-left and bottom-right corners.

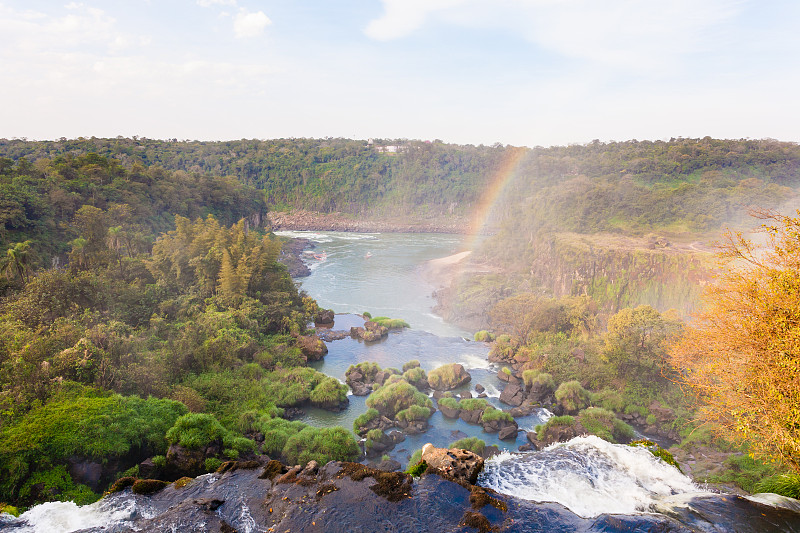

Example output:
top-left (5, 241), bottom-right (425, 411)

top-left (0, 0), bottom-right (798, 147)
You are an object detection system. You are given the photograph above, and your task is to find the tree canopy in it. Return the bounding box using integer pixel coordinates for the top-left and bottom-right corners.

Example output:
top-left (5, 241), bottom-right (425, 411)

top-left (670, 209), bottom-right (800, 472)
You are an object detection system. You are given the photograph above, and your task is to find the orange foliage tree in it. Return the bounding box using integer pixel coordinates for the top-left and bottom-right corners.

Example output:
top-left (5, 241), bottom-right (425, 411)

top-left (670, 208), bottom-right (800, 472)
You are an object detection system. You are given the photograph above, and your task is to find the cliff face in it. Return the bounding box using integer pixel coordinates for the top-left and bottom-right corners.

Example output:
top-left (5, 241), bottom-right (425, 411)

top-left (527, 233), bottom-right (714, 315)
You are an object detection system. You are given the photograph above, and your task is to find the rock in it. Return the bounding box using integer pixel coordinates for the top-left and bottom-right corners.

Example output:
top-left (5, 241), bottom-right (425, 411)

top-left (67, 458), bottom-right (103, 492)
top-left (474, 384), bottom-right (485, 393)
top-left (499, 382), bottom-right (525, 407)
top-left (497, 370), bottom-right (512, 382)
top-left (477, 393), bottom-right (487, 398)
top-left (518, 443), bottom-right (535, 452)
top-left (370, 459), bottom-right (402, 472)
top-left (529, 381), bottom-right (553, 403)
top-left (166, 443), bottom-right (217, 479)
top-left (459, 408), bottom-right (483, 425)
top-left (498, 425), bottom-right (519, 441)
top-left (350, 381), bottom-right (371, 396)
top-left (301, 461), bottom-right (319, 477)
top-left (428, 363), bottom-right (472, 391)
top-left (649, 401), bottom-right (676, 425)
top-left (460, 391), bottom-right (472, 400)
top-left (315, 309), bottom-right (335, 326)
top-left (438, 404), bottom-right (461, 419)
top-left (295, 335), bottom-right (328, 361)
top-left (421, 444), bottom-right (485, 485)
top-left (509, 402), bottom-right (536, 417)
top-left (282, 407), bottom-right (305, 420)
top-left (350, 326), bottom-right (366, 339)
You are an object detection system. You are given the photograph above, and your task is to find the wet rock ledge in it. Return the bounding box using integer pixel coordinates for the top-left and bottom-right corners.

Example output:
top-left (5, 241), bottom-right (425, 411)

top-left (53, 446), bottom-right (800, 533)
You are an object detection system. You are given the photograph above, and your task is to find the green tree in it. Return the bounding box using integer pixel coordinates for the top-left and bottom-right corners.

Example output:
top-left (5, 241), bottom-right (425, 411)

top-left (1, 241), bottom-right (33, 283)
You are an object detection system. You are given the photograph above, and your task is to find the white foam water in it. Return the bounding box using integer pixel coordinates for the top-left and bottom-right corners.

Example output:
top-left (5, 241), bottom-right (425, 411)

top-left (6, 496), bottom-right (144, 533)
top-left (479, 435), bottom-right (704, 518)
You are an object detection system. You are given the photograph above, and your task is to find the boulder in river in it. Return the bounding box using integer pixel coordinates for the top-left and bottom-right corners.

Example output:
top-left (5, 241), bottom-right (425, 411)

top-left (499, 382), bottom-right (525, 407)
top-left (427, 363), bottom-right (471, 391)
top-left (294, 335), bottom-right (328, 361)
top-left (420, 444), bottom-right (485, 485)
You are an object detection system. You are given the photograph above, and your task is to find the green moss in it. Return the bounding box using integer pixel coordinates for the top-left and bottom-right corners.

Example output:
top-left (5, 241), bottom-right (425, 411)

top-left (501, 367), bottom-right (511, 375)
top-left (131, 479), bottom-right (169, 495)
top-left (629, 439), bottom-right (682, 472)
top-left (173, 477), bottom-right (193, 489)
top-left (0, 503), bottom-right (20, 516)
top-left (450, 437), bottom-right (486, 455)
top-left (402, 367), bottom-right (427, 388)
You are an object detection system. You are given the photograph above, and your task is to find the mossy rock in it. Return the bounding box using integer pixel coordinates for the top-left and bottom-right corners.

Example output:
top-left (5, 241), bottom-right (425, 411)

top-left (131, 479), bottom-right (170, 495)
top-left (428, 364), bottom-right (471, 391)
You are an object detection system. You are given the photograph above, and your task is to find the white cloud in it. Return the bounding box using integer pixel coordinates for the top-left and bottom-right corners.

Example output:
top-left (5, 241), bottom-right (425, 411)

top-left (365, 0), bottom-right (742, 70)
top-left (233, 8), bottom-right (271, 38)
top-left (364, 0), bottom-right (464, 41)
top-left (197, 0), bottom-right (237, 7)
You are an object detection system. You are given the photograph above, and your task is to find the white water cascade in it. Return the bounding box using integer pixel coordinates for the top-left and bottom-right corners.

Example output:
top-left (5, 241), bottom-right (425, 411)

top-left (479, 435), bottom-right (705, 518)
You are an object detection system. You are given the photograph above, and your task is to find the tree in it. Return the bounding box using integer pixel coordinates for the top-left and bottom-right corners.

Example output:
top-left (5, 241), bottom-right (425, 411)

top-left (670, 208), bottom-right (800, 472)
top-left (1, 241), bottom-right (33, 283)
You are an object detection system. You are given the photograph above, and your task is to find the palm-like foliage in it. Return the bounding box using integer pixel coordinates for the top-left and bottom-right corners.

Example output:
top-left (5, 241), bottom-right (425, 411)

top-left (1, 241), bottom-right (33, 283)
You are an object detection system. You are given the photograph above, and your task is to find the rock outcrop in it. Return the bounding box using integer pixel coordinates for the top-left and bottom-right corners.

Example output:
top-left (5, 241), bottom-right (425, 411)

top-left (420, 444), bottom-right (485, 485)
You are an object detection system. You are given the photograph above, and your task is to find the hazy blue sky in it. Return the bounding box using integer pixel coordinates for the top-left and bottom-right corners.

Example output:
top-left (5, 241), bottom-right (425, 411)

top-left (1, 0), bottom-right (798, 146)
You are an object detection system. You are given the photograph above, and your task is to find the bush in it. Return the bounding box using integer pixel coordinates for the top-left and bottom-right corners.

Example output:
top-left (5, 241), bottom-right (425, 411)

top-left (366, 380), bottom-right (433, 419)
top-left (481, 407), bottom-right (514, 424)
top-left (17, 465), bottom-right (99, 506)
top-left (353, 408), bottom-right (380, 433)
top-left (522, 370), bottom-right (555, 391)
top-left (402, 367), bottom-right (427, 389)
top-left (165, 413), bottom-right (255, 454)
top-left (755, 473), bottom-right (800, 498)
top-left (536, 415), bottom-right (575, 441)
top-left (152, 455), bottom-right (166, 468)
top-left (402, 360), bottom-right (420, 372)
top-left (437, 397), bottom-right (460, 410)
top-left (427, 363), bottom-right (469, 390)
top-left (346, 362), bottom-right (381, 382)
top-left (458, 398), bottom-right (490, 412)
top-left (406, 449), bottom-right (423, 472)
top-left (396, 404), bottom-right (432, 423)
top-left (555, 381), bottom-right (591, 413)
top-left (255, 416), bottom-right (307, 456)
top-left (204, 458), bottom-right (222, 472)
top-left (590, 389), bottom-right (625, 412)
top-left (473, 330), bottom-right (495, 342)
top-left (578, 407), bottom-right (634, 443)
top-left (282, 426), bottom-right (360, 465)
top-left (0, 387), bottom-right (186, 504)
top-left (371, 317), bottom-right (410, 329)
top-left (309, 377), bottom-right (348, 407)
top-left (450, 437), bottom-right (486, 455)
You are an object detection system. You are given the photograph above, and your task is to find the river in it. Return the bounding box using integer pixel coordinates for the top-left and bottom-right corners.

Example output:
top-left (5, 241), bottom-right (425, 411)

top-left (275, 230), bottom-right (549, 461)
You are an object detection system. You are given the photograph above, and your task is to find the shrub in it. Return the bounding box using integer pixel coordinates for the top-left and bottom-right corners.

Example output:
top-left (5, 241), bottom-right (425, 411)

top-left (366, 380), bottom-right (433, 419)
top-left (371, 317), bottom-right (410, 329)
top-left (282, 426), bottom-right (360, 465)
top-left (363, 312), bottom-right (372, 319)
top-left (169, 385), bottom-right (208, 413)
top-left (458, 398), bottom-right (490, 412)
top-left (353, 408), bottom-right (380, 433)
top-left (755, 473), bottom-right (800, 498)
top-left (590, 389), bottom-right (626, 412)
top-left (402, 367), bottom-right (427, 389)
top-left (396, 404), bottom-right (432, 422)
top-left (555, 381), bottom-right (591, 413)
top-left (309, 377), bottom-right (348, 406)
top-left (346, 362), bottom-right (382, 382)
top-left (17, 465), bottom-right (99, 506)
top-left (473, 330), bottom-right (495, 342)
top-left (165, 413), bottom-right (255, 454)
top-left (501, 367), bottom-right (511, 375)
top-left (437, 397), bottom-right (460, 411)
top-left (406, 449), bottom-right (423, 472)
top-left (578, 407), bottom-right (634, 443)
top-left (402, 360), bottom-right (420, 372)
top-left (427, 363), bottom-right (469, 390)
top-left (152, 455), bottom-right (166, 468)
top-left (481, 407), bottom-right (514, 424)
top-left (204, 457), bottom-right (222, 472)
top-left (523, 370), bottom-right (555, 391)
top-left (646, 414), bottom-right (657, 426)
top-left (450, 437), bottom-right (486, 455)
top-left (256, 417), bottom-right (307, 456)
top-left (406, 460), bottom-right (427, 477)
top-left (0, 503), bottom-right (20, 516)
top-left (536, 415), bottom-right (575, 441)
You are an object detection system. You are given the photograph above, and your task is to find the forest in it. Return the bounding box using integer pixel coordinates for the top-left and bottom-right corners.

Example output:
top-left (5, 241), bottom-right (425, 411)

top-left (1, 137), bottom-right (800, 512)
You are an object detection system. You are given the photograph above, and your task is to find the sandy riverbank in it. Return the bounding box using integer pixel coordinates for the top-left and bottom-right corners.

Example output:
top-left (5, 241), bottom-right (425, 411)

top-left (422, 250), bottom-right (472, 288)
top-left (268, 210), bottom-right (478, 234)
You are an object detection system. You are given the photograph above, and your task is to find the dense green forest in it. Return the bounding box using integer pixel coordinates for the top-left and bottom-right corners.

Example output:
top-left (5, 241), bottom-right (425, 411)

top-left (0, 154), bottom-right (360, 509)
top-left (2, 137), bottom-right (800, 510)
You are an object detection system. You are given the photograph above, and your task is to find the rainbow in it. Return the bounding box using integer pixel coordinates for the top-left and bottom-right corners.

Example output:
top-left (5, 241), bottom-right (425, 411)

top-left (462, 147), bottom-right (528, 251)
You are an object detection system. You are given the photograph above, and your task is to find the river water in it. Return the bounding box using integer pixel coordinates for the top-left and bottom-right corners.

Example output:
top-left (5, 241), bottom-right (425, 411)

top-left (275, 230), bottom-right (548, 461)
